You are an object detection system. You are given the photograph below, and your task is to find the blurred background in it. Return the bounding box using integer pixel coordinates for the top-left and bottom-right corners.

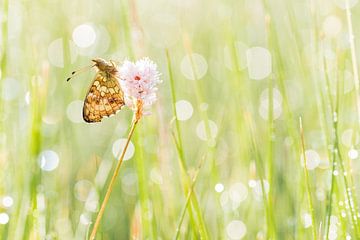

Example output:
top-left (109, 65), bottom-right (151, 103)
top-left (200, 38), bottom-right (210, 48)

top-left (1, 0), bottom-right (360, 239)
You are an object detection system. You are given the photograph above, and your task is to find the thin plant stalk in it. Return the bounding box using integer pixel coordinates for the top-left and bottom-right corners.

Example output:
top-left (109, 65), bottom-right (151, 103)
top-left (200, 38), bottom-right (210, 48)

top-left (299, 117), bottom-right (317, 240)
top-left (166, 49), bottom-right (209, 239)
top-left (89, 116), bottom-right (139, 240)
top-left (174, 156), bottom-right (204, 240)
top-left (343, 0), bottom-right (360, 235)
top-left (323, 56), bottom-right (338, 240)
top-left (244, 113), bottom-right (272, 239)
top-left (345, 0), bottom-right (360, 128)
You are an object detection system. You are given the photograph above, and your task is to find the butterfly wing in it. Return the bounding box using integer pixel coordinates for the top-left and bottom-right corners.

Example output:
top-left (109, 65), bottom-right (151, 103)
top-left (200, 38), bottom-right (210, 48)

top-left (83, 71), bottom-right (125, 123)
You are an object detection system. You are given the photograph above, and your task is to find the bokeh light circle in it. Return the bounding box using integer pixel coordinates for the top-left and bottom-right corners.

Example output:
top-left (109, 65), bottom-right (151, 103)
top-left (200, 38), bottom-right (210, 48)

top-left (0, 213), bottom-right (9, 225)
top-left (175, 100), bottom-right (194, 121)
top-left (226, 220), bottom-right (247, 239)
top-left (196, 120), bottom-right (218, 141)
top-left (66, 100), bottom-right (84, 123)
top-left (301, 150), bottom-right (320, 170)
top-left (2, 78), bottom-right (20, 101)
top-left (112, 138), bottom-right (135, 161)
top-left (246, 47), bottom-right (272, 80)
top-left (74, 180), bottom-right (93, 202)
top-left (180, 53), bottom-right (208, 80)
top-left (72, 24), bottom-right (96, 48)
top-left (38, 150), bottom-right (60, 172)
top-left (2, 196), bottom-right (13, 208)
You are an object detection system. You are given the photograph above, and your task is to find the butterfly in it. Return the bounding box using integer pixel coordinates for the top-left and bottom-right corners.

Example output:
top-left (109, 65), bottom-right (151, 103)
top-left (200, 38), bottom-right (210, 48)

top-left (67, 58), bottom-right (125, 123)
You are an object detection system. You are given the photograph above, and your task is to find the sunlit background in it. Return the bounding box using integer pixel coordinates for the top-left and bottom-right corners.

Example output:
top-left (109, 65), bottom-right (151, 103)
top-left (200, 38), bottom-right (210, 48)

top-left (1, 0), bottom-right (360, 239)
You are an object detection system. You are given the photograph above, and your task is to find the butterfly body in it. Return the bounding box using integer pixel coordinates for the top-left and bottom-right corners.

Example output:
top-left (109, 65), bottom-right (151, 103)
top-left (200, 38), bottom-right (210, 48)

top-left (82, 58), bottom-right (125, 123)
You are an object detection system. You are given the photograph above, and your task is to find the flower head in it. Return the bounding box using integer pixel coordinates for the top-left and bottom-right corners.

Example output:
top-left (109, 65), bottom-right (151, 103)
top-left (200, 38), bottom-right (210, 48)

top-left (118, 58), bottom-right (161, 120)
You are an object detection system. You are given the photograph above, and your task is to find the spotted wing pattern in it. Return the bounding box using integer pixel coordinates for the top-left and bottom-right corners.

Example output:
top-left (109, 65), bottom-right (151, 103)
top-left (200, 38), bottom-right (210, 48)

top-left (83, 72), bottom-right (124, 123)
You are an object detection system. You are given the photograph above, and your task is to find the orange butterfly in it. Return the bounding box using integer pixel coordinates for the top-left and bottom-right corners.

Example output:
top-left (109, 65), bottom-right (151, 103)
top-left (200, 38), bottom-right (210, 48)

top-left (67, 58), bottom-right (125, 123)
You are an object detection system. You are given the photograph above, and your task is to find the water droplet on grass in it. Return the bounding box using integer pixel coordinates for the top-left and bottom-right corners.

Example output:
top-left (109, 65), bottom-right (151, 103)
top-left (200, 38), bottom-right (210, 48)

top-left (2, 196), bottom-right (13, 208)
top-left (348, 148), bottom-right (358, 159)
top-left (0, 213), bottom-right (9, 224)
top-left (80, 213), bottom-right (91, 225)
top-left (215, 183), bottom-right (224, 193)
top-left (302, 213), bottom-right (312, 228)
top-left (25, 91), bottom-right (30, 105)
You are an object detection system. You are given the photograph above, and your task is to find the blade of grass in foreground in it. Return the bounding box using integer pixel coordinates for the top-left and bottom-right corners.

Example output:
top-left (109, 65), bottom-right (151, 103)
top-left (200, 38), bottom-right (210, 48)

top-left (322, 55), bottom-right (338, 240)
top-left (299, 117), bottom-right (317, 240)
top-left (244, 112), bottom-right (273, 239)
top-left (134, 127), bottom-right (157, 239)
top-left (173, 155), bottom-right (204, 240)
top-left (166, 49), bottom-right (209, 239)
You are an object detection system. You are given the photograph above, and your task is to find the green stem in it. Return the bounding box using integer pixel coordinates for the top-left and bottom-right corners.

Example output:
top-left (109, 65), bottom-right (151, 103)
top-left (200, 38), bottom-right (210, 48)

top-left (174, 159), bottom-right (203, 240)
top-left (299, 117), bottom-right (317, 240)
top-left (89, 117), bottom-right (138, 240)
top-left (245, 113), bottom-right (272, 239)
top-left (166, 49), bottom-right (209, 239)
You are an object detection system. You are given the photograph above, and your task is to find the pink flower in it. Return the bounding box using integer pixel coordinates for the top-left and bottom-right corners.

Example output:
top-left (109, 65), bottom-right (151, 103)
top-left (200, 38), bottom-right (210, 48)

top-left (118, 58), bottom-right (161, 119)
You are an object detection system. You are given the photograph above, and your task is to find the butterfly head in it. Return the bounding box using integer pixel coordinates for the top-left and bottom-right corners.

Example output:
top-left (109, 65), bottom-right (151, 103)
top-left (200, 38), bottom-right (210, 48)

top-left (92, 58), bottom-right (117, 74)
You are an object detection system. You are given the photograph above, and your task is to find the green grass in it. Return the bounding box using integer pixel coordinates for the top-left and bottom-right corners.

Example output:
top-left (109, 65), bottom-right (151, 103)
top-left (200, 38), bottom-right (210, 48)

top-left (2, 0), bottom-right (360, 239)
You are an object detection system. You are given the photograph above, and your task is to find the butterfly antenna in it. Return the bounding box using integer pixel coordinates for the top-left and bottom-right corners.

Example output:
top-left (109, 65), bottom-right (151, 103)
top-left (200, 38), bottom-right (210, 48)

top-left (66, 64), bottom-right (95, 82)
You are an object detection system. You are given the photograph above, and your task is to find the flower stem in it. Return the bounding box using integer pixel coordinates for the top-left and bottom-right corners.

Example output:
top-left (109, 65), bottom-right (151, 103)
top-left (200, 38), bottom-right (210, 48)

top-left (89, 117), bottom-right (139, 240)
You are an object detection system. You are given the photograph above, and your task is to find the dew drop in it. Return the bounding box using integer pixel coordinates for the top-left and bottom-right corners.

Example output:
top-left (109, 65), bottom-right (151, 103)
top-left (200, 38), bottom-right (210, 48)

top-left (2, 196), bottom-right (13, 208)
top-left (215, 183), bottom-right (224, 193)
top-left (80, 213), bottom-right (91, 225)
top-left (348, 148), bottom-right (358, 159)
top-left (302, 213), bottom-right (312, 228)
top-left (0, 213), bottom-right (9, 224)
